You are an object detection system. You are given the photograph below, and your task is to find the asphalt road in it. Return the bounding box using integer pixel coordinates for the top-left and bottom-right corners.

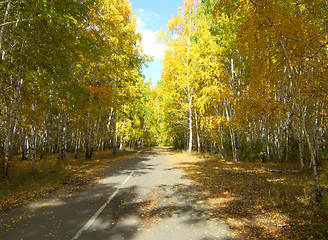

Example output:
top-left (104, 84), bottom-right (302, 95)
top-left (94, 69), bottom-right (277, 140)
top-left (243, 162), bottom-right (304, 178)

top-left (0, 148), bottom-right (238, 240)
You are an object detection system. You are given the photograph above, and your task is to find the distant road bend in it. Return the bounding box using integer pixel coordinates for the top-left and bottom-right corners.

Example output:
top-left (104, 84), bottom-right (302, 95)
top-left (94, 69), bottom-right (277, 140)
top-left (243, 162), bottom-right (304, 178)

top-left (0, 147), bottom-right (238, 240)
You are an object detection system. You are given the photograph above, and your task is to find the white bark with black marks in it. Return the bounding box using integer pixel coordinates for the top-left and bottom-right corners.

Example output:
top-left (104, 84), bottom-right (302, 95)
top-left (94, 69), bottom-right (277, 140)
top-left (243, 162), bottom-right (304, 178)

top-left (112, 109), bottom-right (117, 156)
top-left (58, 114), bottom-right (67, 161)
top-left (29, 124), bottom-right (36, 166)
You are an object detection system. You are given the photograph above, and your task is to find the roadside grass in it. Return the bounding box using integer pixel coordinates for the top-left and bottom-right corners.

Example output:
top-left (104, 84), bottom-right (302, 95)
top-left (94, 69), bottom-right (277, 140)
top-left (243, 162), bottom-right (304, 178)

top-left (0, 149), bottom-right (139, 212)
top-left (174, 151), bottom-right (328, 239)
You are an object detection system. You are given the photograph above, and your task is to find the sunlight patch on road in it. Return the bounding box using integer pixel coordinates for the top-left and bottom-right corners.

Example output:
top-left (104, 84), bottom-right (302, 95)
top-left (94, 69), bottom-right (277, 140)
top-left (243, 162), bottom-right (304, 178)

top-left (27, 199), bottom-right (66, 210)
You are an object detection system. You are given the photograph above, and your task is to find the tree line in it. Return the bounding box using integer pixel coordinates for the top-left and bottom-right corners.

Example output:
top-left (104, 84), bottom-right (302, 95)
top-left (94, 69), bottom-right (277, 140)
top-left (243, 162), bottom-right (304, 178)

top-left (0, 0), bottom-right (157, 177)
top-left (158, 0), bottom-right (328, 200)
top-left (1, 0), bottom-right (327, 200)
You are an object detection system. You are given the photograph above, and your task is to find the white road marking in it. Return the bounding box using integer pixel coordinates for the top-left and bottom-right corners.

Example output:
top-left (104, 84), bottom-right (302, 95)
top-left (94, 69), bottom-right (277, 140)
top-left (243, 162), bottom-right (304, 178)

top-left (122, 171), bottom-right (134, 185)
top-left (71, 171), bottom-right (134, 240)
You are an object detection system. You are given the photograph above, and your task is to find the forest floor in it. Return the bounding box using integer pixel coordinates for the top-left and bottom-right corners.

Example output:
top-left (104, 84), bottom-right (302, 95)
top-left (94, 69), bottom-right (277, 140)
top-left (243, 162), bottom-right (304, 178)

top-left (0, 149), bottom-right (140, 213)
top-left (172, 151), bottom-right (328, 239)
top-left (1, 148), bottom-right (327, 239)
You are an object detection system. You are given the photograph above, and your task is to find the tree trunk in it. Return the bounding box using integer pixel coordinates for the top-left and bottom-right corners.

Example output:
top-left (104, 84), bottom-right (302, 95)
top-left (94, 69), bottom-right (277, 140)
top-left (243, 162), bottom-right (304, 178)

top-left (0, 0), bottom-right (12, 53)
top-left (188, 95), bottom-right (193, 153)
top-left (277, 122), bottom-right (284, 162)
top-left (3, 77), bottom-right (21, 177)
top-left (89, 115), bottom-right (101, 160)
top-left (39, 131), bottom-right (46, 159)
top-left (298, 127), bottom-right (305, 171)
top-left (195, 110), bottom-right (201, 153)
top-left (112, 109), bottom-right (117, 156)
top-left (285, 115), bottom-right (290, 162)
top-left (302, 107), bottom-right (322, 201)
top-left (58, 114), bottom-right (66, 161)
top-left (141, 132), bottom-right (144, 149)
top-left (29, 125), bottom-right (36, 166)
top-left (74, 130), bottom-right (79, 159)
top-left (21, 130), bottom-right (27, 160)
top-left (261, 122), bottom-right (269, 162)
top-left (313, 104), bottom-right (322, 166)
top-left (120, 120), bottom-right (125, 150)
top-left (3, 117), bottom-right (13, 177)
top-left (225, 106), bottom-right (238, 161)
top-left (85, 111), bottom-right (90, 159)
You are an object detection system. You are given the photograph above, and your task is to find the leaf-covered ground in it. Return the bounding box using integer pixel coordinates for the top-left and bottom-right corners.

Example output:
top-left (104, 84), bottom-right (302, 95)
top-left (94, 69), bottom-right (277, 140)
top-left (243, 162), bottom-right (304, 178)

top-left (2, 148), bottom-right (327, 239)
top-left (0, 149), bottom-right (140, 213)
top-left (173, 151), bottom-right (328, 239)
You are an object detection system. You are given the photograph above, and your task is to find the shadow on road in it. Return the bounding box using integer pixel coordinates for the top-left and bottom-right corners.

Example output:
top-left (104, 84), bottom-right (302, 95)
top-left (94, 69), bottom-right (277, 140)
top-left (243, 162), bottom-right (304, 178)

top-left (0, 148), bottom-right (238, 240)
top-left (84, 147), bottom-right (238, 239)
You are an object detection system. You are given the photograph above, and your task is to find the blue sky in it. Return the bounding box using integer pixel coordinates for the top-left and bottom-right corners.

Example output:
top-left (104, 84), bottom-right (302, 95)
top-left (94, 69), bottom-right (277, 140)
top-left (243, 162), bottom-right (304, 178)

top-left (130, 0), bottom-right (184, 85)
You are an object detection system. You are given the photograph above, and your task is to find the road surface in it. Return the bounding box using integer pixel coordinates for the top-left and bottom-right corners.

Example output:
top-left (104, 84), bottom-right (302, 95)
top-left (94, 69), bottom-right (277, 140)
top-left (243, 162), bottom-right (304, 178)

top-left (0, 148), bottom-right (238, 240)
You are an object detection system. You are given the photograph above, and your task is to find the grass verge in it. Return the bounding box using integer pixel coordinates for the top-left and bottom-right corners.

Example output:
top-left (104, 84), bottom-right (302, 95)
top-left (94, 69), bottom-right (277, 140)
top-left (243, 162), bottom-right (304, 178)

top-left (174, 151), bottom-right (328, 239)
top-left (0, 149), bottom-right (140, 212)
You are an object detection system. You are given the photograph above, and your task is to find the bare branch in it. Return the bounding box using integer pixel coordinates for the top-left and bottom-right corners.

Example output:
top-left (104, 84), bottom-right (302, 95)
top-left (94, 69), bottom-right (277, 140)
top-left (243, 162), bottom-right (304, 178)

top-left (306, 40), bottom-right (328, 61)
top-left (0, 19), bottom-right (32, 28)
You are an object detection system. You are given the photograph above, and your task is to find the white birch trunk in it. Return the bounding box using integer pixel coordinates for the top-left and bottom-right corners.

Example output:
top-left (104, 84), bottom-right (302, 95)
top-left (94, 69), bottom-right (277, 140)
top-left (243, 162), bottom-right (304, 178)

top-left (285, 113), bottom-right (290, 162)
top-left (302, 108), bottom-right (322, 201)
top-left (112, 109), bottom-right (117, 156)
top-left (277, 122), bottom-right (284, 162)
top-left (85, 111), bottom-right (90, 159)
top-left (74, 130), bottom-right (79, 159)
top-left (120, 120), bottom-right (125, 150)
top-left (0, 0), bottom-right (12, 54)
top-left (58, 114), bottom-right (66, 160)
top-left (261, 121), bottom-right (269, 162)
top-left (195, 110), bottom-right (201, 153)
top-left (39, 130), bottom-right (46, 159)
top-left (141, 123), bottom-right (146, 149)
top-left (29, 125), bottom-right (36, 166)
top-left (89, 115), bottom-right (101, 160)
top-left (298, 127), bottom-right (305, 171)
top-left (188, 94), bottom-right (193, 153)
top-left (3, 77), bottom-right (21, 176)
top-left (3, 112), bottom-right (14, 176)
top-left (225, 106), bottom-right (238, 161)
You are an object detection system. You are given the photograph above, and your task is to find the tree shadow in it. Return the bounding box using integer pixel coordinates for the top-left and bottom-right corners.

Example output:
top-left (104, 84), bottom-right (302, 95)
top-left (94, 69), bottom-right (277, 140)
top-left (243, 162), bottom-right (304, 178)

top-left (177, 157), bottom-right (317, 239)
top-left (95, 182), bottom-right (238, 239)
top-left (0, 148), bottom-right (240, 240)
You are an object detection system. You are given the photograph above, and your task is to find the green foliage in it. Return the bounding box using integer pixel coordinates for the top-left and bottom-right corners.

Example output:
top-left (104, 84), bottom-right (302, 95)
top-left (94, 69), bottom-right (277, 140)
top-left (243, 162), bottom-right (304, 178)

top-left (239, 139), bottom-right (263, 161)
top-left (319, 161), bottom-right (328, 207)
top-left (321, 162), bottom-right (328, 186)
top-left (0, 0), bottom-right (149, 176)
top-left (159, 0), bottom-right (327, 169)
